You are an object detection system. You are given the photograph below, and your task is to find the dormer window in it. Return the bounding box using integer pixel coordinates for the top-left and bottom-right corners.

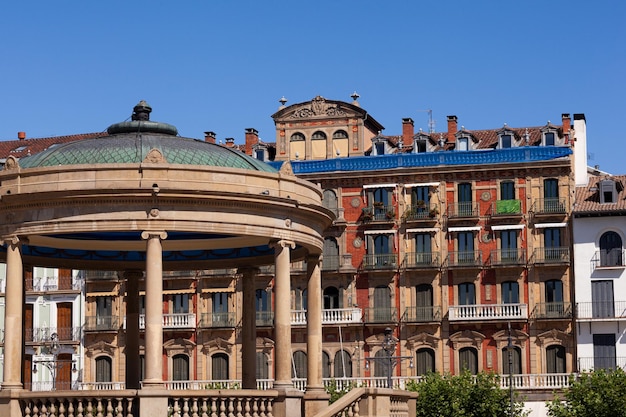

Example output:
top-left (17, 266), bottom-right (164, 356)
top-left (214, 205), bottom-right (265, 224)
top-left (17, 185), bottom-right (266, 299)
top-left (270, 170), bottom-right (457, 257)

top-left (374, 142), bottom-right (385, 155)
top-left (600, 179), bottom-right (617, 204)
top-left (544, 132), bottom-right (555, 146)
top-left (414, 138), bottom-right (427, 153)
top-left (254, 148), bottom-right (265, 161)
top-left (500, 134), bottom-right (512, 148)
top-left (457, 137), bottom-right (468, 151)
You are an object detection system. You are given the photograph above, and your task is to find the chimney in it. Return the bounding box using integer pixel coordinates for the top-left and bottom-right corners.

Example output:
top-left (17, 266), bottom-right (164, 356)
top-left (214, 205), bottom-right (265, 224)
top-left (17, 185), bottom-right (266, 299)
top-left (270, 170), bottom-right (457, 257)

top-left (245, 128), bottom-right (259, 156)
top-left (225, 137), bottom-right (235, 148)
top-left (204, 131), bottom-right (216, 144)
top-left (402, 118), bottom-right (414, 147)
top-left (18, 131), bottom-right (26, 140)
top-left (561, 113), bottom-right (571, 143)
top-left (447, 115), bottom-right (458, 144)
top-left (573, 113), bottom-right (587, 187)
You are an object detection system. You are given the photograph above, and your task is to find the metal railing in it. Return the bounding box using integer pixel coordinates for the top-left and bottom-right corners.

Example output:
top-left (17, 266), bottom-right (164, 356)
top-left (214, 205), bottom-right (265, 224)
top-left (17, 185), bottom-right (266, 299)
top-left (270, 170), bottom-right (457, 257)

top-left (362, 204), bottom-right (395, 222)
top-left (362, 253), bottom-right (398, 269)
top-left (446, 251), bottom-right (482, 267)
top-left (532, 302), bottom-right (573, 319)
top-left (322, 255), bottom-right (341, 270)
top-left (403, 204), bottom-right (439, 221)
top-left (256, 311), bottom-right (274, 326)
top-left (448, 303), bottom-right (528, 321)
top-left (402, 306), bottom-right (442, 323)
top-left (576, 301), bottom-right (626, 319)
top-left (199, 312), bottom-right (237, 328)
top-left (84, 315), bottom-right (120, 331)
top-left (29, 327), bottom-right (82, 342)
top-left (531, 198), bottom-right (566, 214)
top-left (591, 249), bottom-right (626, 269)
top-left (363, 307), bottom-right (397, 323)
top-left (447, 202), bottom-right (480, 218)
top-left (532, 247), bottom-right (570, 264)
top-left (578, 356), bottom-right (626, 371)
top-left (28, 276), bottom-right (84, 292)
top-left (404, 252), bottom-right (441, 268)
top-left (490, 249), bottom-right (526, 266)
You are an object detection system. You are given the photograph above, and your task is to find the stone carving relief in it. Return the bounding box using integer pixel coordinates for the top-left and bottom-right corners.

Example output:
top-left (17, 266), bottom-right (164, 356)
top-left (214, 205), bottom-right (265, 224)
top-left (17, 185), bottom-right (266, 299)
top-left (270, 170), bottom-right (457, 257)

top-left (290, 96), bottom-right (347, 118)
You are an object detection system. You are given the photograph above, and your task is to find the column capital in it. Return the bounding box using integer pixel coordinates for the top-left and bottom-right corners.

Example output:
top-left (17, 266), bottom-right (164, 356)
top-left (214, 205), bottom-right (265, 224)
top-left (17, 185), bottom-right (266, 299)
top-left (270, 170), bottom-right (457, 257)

top-left (123, 270), bottom-right (144, 280)
top-left (2, 235), bottom-right (25, 247)
top-left (141, 230), bottom-right (168, 240)
top-left (269, 239), bottom-right (295, 250)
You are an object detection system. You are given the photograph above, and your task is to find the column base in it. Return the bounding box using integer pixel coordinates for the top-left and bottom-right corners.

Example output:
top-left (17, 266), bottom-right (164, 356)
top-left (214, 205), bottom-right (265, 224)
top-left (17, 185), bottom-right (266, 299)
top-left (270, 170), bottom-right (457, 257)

top-left (303, 387), bottom-right (330, 416)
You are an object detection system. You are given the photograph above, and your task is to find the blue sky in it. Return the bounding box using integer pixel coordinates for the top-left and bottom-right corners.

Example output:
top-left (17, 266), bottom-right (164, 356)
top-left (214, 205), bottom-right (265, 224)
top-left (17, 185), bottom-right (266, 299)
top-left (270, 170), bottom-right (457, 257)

top-left (1, 1), bottom-right (624, 174)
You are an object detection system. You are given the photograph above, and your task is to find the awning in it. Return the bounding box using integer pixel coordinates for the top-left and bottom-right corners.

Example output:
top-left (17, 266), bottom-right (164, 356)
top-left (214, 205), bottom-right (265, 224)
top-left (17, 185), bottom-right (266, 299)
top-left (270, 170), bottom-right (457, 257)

top-left (448, 226), bottom-right (482, 232)
top-left (363, 183), bottom-right (397, 189)
top-left (406, 227), bottom-right (439, 233)
top-left (364, 229), bottom-right (397, 235)
top-left (163, 288), bottom-right (195, 295)
top-left (86, 291), bottom-right (117, 297)
top-left (201, 286), bottom-right (235, 293)
top-left (404, 182), bottom-right (440, 188)
top-left (491, 225), bottom-right (525, 231)
top-left (535, 222), bottom-right (568, 228)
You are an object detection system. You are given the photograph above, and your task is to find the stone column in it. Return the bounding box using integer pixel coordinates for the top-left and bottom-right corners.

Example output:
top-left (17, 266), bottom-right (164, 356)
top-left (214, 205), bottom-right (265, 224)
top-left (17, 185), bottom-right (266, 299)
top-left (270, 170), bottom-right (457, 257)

top-left (271, 239), bottom-right (295, 389)
top-left (124, 270), bottom-right (143, 389)
top-left (1, 236), bottom-right (24, 390)
top-left (141, 231), bottom-right (167, 388)
top-left (240, 267), bottom-right (258, 389)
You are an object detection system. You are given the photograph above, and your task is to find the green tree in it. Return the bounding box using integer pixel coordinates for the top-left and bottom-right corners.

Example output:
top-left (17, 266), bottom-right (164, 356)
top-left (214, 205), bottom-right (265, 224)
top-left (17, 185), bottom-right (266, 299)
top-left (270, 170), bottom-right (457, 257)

top-left (406, 371), bottom-right (528, 417)
top-left (547, 368), bottom-right (626, 417)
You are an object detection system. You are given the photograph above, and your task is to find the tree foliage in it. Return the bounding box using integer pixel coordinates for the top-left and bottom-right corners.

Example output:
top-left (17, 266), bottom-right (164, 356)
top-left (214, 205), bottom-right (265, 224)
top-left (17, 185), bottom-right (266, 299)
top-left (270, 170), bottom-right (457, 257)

top-left (406, 371), bottom-right (528, 417)
top-left (547, 368), bottom-right (626, 417)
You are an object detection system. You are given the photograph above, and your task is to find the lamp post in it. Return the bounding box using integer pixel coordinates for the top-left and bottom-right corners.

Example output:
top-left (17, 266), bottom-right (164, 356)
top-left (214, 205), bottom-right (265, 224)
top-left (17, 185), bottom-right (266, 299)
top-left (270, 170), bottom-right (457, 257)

top-left (507, 322), bottom-right (514, 417)
top-left (32, 332), bottom-right (77, 390)
top-left (365, 327), bottom-right (413, 389)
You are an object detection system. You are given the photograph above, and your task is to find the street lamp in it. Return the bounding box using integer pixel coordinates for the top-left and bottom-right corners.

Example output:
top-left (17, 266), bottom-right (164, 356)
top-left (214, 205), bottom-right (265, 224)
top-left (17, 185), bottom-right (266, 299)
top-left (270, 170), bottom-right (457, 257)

top-left (365, 327), bottom-right (413, 388)
top-left (32, 332), bottom-right (77, 390)
top-left (506, 322), bottom-right (514, 417)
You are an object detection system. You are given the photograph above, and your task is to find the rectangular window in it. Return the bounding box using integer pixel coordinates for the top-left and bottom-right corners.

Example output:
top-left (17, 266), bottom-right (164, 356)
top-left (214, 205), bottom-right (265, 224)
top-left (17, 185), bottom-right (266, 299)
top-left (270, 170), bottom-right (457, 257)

top-left (500, 181), bottom-right (515, 200)
top-left (593, 334), bottom-right (616, 370)
top-left (457, 183), bottom-right (473, 216)
top-left (415, 233), bottom-right (432, 263)
top-left (415, 139), bottom-right (427, 153)
top-left (458, 231), bottom-right (474, 263)
top-left (591, 280), bottom-right (614, 318)
top-left (458, 283), bottom-right (475, 305)
top-left (543, 179), bottom-right (559, 199)
top-left (173, 294), bottom-right (189, 314)
top-left (501, 230), bottom-right (518, 262)
top-left (501, 134), bottom-right (512, 148)
top-left (501, 281), bottom-right (519, 304)
top-left (96, 296), bottom-right (112, 317)
top-left (545, 132), bottom-right (555, 146)
top-left (457, 138), bottom-right (468, 151)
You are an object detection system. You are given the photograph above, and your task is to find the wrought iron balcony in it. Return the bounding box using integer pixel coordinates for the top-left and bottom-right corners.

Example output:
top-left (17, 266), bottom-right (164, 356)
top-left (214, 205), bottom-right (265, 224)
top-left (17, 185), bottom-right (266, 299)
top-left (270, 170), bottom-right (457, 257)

top-left (591, 249), bottom-right (626, 270)
top-left (363, 307), bottom-right (397, 323)
top-left (446, 202), bottom-right (480, 218)
top-left (532, 247), bottom-right (570, 264)
top-left (532, 302), bottom-right (572, 319)
top-left (28, 276), bottom-right (83, 292)
top-left (84, 316), bottom-right (120, 331)
top-left (489, 249), bottom-right (526, 266)
top-left (362, 253), bottom-right (398, 270)
top-left (402, 306), bottom-right (442, 323)
top-left (448, 303), bottom-right (528, 321)
top-left (361, 204), bottom-right (395, 222)
top-left (446, 251), bottom-right (483, 267)
top-left (404, 252), bottom-right (441, 269)
top-left (578, 356), bottom-right (626, 371)
top-left (403, 204), bottom-right (439, 222)
top-left (576, 301), bottom-right (626, 320)
top-left (199, 312), bottom-right (237, 328)
top-left (29, 327), bottom-right (82, 342)
top-left (82, 270), bottom-right (120, 281)
top-left (531, 198), bottom-right (566, 215)
top-left (256, 311), bottom-right (274, 326)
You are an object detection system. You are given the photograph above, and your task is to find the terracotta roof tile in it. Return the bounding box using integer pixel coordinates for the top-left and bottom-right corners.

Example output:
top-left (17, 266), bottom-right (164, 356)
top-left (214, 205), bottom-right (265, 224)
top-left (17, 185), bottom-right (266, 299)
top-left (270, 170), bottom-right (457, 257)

top-left (0, 132), bottom-right (106, 160)
top-left (574, 175), bottom-right (626, 214)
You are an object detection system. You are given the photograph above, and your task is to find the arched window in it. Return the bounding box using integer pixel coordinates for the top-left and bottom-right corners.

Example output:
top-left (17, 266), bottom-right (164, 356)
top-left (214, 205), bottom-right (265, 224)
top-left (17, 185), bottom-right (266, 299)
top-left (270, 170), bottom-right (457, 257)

top-left (334, 350), bottom-right (352, 378)
top-left (416, 348), bottom-right (435, 376)
top-left (172, 354), bottom-right (189, 381)
top-left (311, 131), bottom-right (327, 160)
top-left (546, 345), bottom-right (566, 373)
top-left (312, 131), bottom-right (327, 140)
top-left (212, 353), bottom-right (229, 380)
top-left (374, 349), bottom-right (388, 378)
top-left (373, 285), bottom-right (391, 322)
top-left (290, 132), bottom-right (305, 160)
top-left (256, 352), bottom-right (269, 380)
top-left (322, 351), bottom-right (331, 379)
top-left (332, 130), bottom-right (348, 139)
top-left (459, 347), bottom-right (478, 375)
top-left (322, 189), bottom-right (338, 216)
top-left (600, 231), bottom-right (623, 266)
top-left (292, 350), bottom-right (307, 379)
top-left (332, 130), bottom-right (349, 157)
top-left (502, 346), bottom-right (521, 374)
top-left (324, 286), bottom-right (341, 309)
top-left (323, 237), bottom-right (339, 270)
top-left (95, 356), bottom-right (112, 382)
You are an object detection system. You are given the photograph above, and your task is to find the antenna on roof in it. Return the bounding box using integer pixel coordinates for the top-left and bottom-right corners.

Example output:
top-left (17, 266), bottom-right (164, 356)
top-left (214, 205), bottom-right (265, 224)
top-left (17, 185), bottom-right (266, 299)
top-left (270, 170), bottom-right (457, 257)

top-left (417, 109), bottom-right (435, 133)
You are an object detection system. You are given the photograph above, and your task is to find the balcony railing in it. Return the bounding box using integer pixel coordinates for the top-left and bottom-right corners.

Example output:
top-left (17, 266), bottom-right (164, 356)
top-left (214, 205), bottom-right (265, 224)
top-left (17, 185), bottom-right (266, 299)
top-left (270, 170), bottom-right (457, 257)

top-left (490, 200), bottom-right (522, 216)
top-left (576, 301), bottom-right (626, 320)
top-left (532, 302), bottom-right (572, 319)
top-left (84, 316), bottom-right (120, 331)
top-left (403, 204), bottom-right (439, 221)
top-left (447, 202), bottom-right (480, 218)
top-left (578, 356), bottom-right (626, 371)
top-left (531, 198), bottom-right (566, 214)
top-left (256, 311), bottom-right (274, 326)
top-left (199, 312), bottom-right (237, 328)
top-left (364, 307), bottom-right (397, 323)
top-left (362, 204), bottom-right (396, 222)
top-left (446, 251), bottom-right (482, 267)
top-left (404, 252), bottom-right (441, 268)
top-left (28, 276), bottom-right (83, 292)
top-left (124, 313), bottom-right (197, 329)
top-left (448, 303), bottom-right (528, 321)
top-left (362, 253), bottom-right (398, 269)
top-left (489, 249), bottom-right (526, 266)
top-left (290, 308), bottom-right (363, 325)
top-left (402, 306), bottom-right (442, 323)
top-left (29, 327), bottom-right (82, 342)
top-left (591, 249), bottom-right (626, 270)
top-left (82, 270), bottom-right (120, 281)
top-left (532, 247), bottom-right (570, 264)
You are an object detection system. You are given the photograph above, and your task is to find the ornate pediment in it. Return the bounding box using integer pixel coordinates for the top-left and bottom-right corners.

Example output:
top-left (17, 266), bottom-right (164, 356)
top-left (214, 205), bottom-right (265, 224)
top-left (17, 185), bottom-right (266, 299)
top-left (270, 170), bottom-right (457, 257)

top-left (406, 332), bottom-right (439, 349)
top-left (201, 337), bottom-right (234, 354)
top-left (86, 340), bottom-right (117, 357)
top-left (275, 96), bottom-right (364, 121)
top-left (493, 329), bottom-right (529, 349)
top-left (536, 329), bottom-right (571, 348)
top-left (164, 337), bottom-right (196, 357)
top-left (449, 329), bottom-right (486, 350)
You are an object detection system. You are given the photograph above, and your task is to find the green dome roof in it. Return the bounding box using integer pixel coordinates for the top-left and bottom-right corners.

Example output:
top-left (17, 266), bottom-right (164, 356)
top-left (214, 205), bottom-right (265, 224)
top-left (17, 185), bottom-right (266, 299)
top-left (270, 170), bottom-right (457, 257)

top-left (18, 101), bottom-right (277, 173)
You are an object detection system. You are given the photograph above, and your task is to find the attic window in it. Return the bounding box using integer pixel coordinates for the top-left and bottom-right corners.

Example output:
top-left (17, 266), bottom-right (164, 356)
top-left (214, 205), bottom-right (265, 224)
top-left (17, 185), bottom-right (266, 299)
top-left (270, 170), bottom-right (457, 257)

top-left (12, 146), bottom-right (28, 152)
top-left (499, 134), bottom-right (512, 149)
top-left (414, 138), bottom-right (427, 153)
top-left (599, 179), bottom-right (617, 204)
top-left (374, 142), bottom-right (385, 155)
top-left (544, 132), bottom-right (555, 146)
top-left (457, 137), bottom-right (469, 151)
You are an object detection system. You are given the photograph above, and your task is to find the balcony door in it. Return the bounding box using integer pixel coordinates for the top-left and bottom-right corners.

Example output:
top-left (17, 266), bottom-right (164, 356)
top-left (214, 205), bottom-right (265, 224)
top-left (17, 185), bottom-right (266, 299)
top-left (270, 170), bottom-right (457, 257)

top-left (501, 281), bottom-right (519, 304)
top-left (501, 230), bottom-right (517, 262)
top-left (96, 296), bottom-right (113, 330)
top-left (416, 284), bottom-right (434, 321)
top-left (415, 233), bottom-right (432, 264)
top-left (600, 231), bottom-right (622, 267)
top-left (459, 347), bottom-right (478, 375)
top-left (323, 286), bottom-right (341, 309)
top-left (25, 304), bottom-right (33, 342)
top-left (458, 232), bottom-right (474, 263)
top-left (374, 286), bottom-right (391, 322)
top-left (592, 280), bottom-right (614, 318)
top-left (546, 345), bottom-right (565, 373)
top-left (458, 183), bottom-right (473, 216)
top-left (593, 334), bottom-right (616, 370)
top-left (412, 186), bottom-right (430, 216)
top-left (545, 280), bottom-right (564, 317)
top-left (213, 292), bottom-right (229, 326)
top-left (458, 282), bottom-right (475, 305)
top-left (57, 302), bottom-right (73, 341)
top-left (502, 346), bottom-right (521, 374)
top-left (416, 348), bottom-right (435, 376)
top-left (57, 353), bottom-right (72, 390)
top-left (173, 294), bottom-right (189, 314)
top-left (544, 228), bottom-right (562, 260)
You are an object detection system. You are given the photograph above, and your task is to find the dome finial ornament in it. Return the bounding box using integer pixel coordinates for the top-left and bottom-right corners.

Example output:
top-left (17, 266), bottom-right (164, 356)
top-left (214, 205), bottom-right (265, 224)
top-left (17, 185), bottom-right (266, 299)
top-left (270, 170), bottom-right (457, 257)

top-left (132, 100), bottom-right (152, 121)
